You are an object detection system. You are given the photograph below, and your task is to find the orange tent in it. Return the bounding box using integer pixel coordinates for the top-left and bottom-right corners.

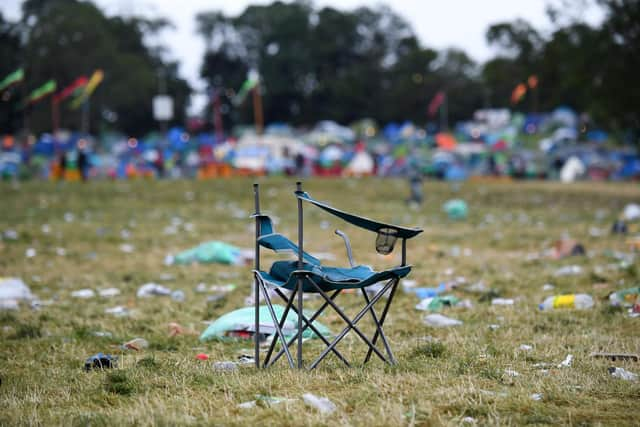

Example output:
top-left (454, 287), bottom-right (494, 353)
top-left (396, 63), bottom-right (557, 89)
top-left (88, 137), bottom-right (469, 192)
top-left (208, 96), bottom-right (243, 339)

top-left (435, 132), bottom-right (457, 151)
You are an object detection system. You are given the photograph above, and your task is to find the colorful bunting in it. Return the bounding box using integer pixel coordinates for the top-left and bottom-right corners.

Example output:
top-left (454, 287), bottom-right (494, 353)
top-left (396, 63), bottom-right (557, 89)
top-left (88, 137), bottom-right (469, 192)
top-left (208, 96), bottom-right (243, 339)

top-left (511, 83), bottom-right (527, 104)
top-left (0, 68), bottom-right (24, 93)
top-left (53, 76), bottom-right (88, 104)
top-left (427, 91), bottom-right (446, 117)
top-left (233, 73), bottom-right (259, 106)
top-left (23, 79), bottom-right (57, 107)
top-left (70, 69), bottom-right (104, 109)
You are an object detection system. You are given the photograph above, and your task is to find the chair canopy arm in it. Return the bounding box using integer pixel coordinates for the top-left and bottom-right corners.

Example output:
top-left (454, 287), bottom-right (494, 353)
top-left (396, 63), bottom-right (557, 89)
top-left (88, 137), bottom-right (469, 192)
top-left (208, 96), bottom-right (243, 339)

top-left (295, 190), bottom-right (423, 240)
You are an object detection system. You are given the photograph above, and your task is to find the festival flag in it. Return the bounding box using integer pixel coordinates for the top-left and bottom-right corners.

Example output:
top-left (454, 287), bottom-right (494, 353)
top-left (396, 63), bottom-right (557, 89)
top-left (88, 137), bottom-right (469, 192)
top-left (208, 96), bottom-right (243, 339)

top-left (70, 69), bottom-right (104, 109)
top-left (511, 83), bottom-right (527, 104)
top-left (427, 91), bottom-right (446, 117)
top-left (0, 68), bottom-right (25, 92)
top-left (53, 76), bottom-right (88, 104)
top-left (527, 75), bottom-right (539, 89)
top-left (23, 79), bottom-right (57, 107)
top-left (232, 71), bottom-right (259, 106)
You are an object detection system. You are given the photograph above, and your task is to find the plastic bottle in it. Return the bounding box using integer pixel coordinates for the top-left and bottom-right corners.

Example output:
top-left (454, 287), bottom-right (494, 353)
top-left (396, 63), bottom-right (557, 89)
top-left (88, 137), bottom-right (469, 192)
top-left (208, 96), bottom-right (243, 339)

top-left (609, 287), bottom-right (640, 307)
top-left (539, 294), bottom-right (594, 310)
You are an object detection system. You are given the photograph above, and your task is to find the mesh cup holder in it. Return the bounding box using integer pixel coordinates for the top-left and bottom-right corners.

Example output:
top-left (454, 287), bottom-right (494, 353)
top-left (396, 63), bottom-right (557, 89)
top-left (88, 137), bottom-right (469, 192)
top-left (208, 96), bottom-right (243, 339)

top-left (376, 228), bottom-right (398, 255)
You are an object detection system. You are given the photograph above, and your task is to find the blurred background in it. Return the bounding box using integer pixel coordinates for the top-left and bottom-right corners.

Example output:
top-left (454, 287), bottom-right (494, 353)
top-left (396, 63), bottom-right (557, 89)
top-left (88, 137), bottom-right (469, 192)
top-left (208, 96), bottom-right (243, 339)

top-left (0, 0), bottom-right (638, 181)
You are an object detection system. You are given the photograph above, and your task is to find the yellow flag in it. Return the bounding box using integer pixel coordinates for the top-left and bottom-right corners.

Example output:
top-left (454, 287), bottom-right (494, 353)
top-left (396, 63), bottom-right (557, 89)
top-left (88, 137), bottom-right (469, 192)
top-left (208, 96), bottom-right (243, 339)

top-left (70, 69), bottom-right (104, 109)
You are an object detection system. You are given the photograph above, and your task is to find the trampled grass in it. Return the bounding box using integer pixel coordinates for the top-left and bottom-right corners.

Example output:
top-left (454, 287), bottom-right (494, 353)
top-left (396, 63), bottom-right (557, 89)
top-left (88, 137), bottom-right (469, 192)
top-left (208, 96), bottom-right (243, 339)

top-left (1, 178), bottom-right (639, 426)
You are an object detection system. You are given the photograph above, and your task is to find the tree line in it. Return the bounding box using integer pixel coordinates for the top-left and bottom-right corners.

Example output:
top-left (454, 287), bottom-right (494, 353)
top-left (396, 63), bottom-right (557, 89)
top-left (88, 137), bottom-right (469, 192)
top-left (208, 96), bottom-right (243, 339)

top-left (0, 0), bottom-right (638, 140)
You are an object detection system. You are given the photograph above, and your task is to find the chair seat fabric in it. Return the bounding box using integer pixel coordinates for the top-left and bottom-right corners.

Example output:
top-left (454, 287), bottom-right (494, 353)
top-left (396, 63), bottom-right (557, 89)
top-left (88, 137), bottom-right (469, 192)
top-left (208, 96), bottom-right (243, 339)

top-left (263, 260), bottom-right (412, 292)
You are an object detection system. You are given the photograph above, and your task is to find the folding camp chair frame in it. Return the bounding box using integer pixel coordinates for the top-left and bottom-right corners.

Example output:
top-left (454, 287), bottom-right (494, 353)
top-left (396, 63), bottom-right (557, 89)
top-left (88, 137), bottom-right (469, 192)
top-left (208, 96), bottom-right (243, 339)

top-left (252, 182), bottom-right (422, 370)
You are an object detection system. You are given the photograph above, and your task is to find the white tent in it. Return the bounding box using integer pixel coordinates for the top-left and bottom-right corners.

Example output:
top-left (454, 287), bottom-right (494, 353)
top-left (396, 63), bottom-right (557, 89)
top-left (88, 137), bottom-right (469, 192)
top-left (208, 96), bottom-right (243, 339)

top-left (560, 156), bottom-right (585, 183)
top-left (345, 151), bottom-right (374, 176)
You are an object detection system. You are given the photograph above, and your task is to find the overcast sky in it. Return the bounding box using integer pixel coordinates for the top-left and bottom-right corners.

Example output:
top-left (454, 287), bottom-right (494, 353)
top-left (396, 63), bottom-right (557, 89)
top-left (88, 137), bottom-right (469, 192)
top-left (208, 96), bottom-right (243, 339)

top-left (2, 0), bottom-right (602, 111)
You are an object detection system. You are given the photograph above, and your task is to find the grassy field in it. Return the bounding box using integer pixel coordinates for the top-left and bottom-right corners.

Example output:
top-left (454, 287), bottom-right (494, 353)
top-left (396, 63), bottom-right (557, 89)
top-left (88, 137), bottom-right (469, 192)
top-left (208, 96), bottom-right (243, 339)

top-left (1, 178), bottom-right (639, 426)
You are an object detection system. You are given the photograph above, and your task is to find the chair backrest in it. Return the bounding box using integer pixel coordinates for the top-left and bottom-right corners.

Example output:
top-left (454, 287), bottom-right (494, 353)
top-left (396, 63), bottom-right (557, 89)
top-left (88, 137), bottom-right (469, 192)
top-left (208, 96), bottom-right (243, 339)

top-left (252, 213), bottom-right (321, 265)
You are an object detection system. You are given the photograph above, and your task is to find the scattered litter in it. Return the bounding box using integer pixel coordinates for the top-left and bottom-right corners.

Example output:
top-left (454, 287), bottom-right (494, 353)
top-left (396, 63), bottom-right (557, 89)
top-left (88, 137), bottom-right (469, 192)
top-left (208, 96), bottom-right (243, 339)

top-left (71, 289), bottom-right (95, 299)
top-left (415, 295), bottom-right (460, 311)
top-left (402, 280), bottom-right (417, 289)
top-left (412, 283), bottom-right (448, 299)
top-left (92, 331), bottom-right (113, 338)
top-left (423, 314), bottom-right (463, 327)
top-left (209, 284), bottom-right (236, 293)
top-left (548, 238), bottom-right (585, 259)
top-left (238, 395), bottom-right (295, 409)
top-left (119, 243), bottom-right (134, 253)
top-left (3, 229), bottom-right (18, 240)
top-left (105, 306), bottom-right (131, 317)
top-left (542, 283), bottom-right (555, 291)
top-left (461, 416), bottom-right (476, 424)
top-left (622, 204), bottom-right (640, 221)
top-left (611, 220), bottom-right (628, 234)
top-left (504, 369), bottom-right (520, 377)
top-left (302, 393), bottom-right (336, 414)
top-left (0, 300), bottom-right (19, 310)
top-left (171, 241), bottom-right (253, 266)
top-left (41, 224), bottom-right (51, 234)
top-left (530, 393), bottom-right (543, 401)
top-left (64, 212), bottom-right (75, 223)
top-left (25, 248), bottom-right (36, 258)
top-left (590, 353), bottom-right (639, 362)
top-left (137, 283), bottom-right (171, 298)
top-left (488, 324), bottom-right (500, 330)
top-left (492, 298), bottom-right (514, 306)
top-left (608, 367), bottom-right (638, 381)
top-left (609, 287), bottom-right (640, 307)
top-left (539, 294), bottom-right (594, 310)
top-left (553, 265), bottom-right (583, 276)
top-left (0, 278), bottom-right (34, 309)
top-left (195, 353), bottom-right (209, 361)
top-left (84, 353), bottom-right (116, 371)
top-left (213, 361), bottom-right (238, 372)
top-left (519, 344), bottom-right (533, 351)
top-left (465, 282), bottom-right (487, 293)
top-left (158, 273), bottom-right (175, 281)
top-left (199, 305), bottom-right (331, 342)
top-left (171, 290), bottom-right (185, 302)
top-left (168, 322), bottom-right (195, 337)
top-left (55, 247), bottom-right (66, 256)
top-left (98, 288), bottom-right (120, 298)
top-left (443, 199), bottom-right (468, 220)
top-left (558, 354), bottom-right (574, 368)
top-left (122, 337), bottom-right (149, 351)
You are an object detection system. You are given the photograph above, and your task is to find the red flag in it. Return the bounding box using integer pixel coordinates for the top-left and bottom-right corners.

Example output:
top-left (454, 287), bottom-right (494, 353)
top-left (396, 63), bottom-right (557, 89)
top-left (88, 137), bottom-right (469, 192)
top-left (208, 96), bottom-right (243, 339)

top-left (53, 76), bottom-right (88, 104)
top-left (428, 91), bottom-right (446, 117)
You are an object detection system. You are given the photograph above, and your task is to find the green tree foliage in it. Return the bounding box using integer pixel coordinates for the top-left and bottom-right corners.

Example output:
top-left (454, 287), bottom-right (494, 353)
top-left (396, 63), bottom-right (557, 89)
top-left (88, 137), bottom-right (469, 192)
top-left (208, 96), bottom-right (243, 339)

top-left (196, 1), bottom-right (483, 128)
top-left (0, 12), bottom-right (23, 133)
top-left (484, 0), bottom-right (639, 135)
top-left (2, 0), bottom-right (191, 135)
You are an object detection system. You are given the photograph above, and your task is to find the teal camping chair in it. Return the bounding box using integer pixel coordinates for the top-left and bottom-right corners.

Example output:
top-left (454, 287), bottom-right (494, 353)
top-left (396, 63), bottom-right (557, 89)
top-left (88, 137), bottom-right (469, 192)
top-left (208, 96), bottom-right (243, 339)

top-left (252, 182), bottom-right (423, 369)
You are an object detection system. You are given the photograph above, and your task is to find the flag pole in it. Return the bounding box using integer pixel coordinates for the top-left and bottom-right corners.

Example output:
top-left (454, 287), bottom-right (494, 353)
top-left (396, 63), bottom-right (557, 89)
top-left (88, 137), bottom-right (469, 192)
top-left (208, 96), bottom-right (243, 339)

top-left (52, 99), bottom-right (59, 133)
top-left (440, 92), bottom-right (448, 132)
top-left (252, 84), bottom-right (263, 135)
top-left (212, 88), bottom-right (223, 142)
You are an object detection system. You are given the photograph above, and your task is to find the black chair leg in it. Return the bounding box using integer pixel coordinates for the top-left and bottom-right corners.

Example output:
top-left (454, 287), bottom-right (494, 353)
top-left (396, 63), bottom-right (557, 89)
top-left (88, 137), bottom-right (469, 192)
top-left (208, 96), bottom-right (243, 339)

top-left (255, 273), bottom-right (296, 368)
top-left (361, 279), bottom-right (398, 364)
top-left (307, 277), bottom-right (395, 370)
top-left (364, 279), bottom-right (400, 364)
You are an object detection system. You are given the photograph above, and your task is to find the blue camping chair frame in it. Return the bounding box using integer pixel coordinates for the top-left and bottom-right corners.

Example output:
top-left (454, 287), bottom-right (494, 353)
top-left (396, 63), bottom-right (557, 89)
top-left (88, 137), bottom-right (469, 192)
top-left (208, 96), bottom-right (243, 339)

top-left (252, 182), bottom-right (423, 370)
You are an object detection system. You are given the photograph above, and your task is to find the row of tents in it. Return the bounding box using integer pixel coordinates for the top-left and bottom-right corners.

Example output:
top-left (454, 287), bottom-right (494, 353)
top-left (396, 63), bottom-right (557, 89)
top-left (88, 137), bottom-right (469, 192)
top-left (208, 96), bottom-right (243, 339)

top-left (1, 107), bottom-right (638, 181)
